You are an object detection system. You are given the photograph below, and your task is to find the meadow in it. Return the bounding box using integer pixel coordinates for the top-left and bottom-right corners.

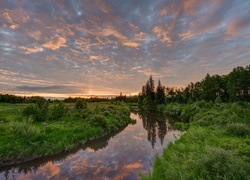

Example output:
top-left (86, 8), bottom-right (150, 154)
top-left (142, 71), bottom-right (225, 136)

top-left (142, 101), bottom-right (250, 179)
top-left (0, 101), bottom-right (132, 167)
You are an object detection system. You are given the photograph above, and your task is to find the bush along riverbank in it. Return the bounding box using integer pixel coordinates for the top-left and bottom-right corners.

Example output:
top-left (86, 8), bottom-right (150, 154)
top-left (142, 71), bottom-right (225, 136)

top-left (0, 101), bottom-right (132, 167)
top-left (141, 101), bottom-right (250, 180)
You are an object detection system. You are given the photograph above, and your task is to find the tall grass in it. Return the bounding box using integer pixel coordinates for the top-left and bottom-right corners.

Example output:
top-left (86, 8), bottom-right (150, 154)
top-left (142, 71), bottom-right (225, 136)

top-left (0, 102), bottom-right (132, 167)
top-left (142, 102), bottom-right (250, 179)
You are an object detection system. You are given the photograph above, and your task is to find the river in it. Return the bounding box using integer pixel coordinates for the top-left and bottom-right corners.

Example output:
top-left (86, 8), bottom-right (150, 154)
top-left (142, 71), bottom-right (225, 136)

top-left (0, 112), bottom-right (183, 180)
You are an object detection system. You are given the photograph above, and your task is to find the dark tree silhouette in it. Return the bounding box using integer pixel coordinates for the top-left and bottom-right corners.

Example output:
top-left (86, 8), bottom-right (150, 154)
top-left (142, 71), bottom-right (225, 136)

top-left (156, 80), bottom-right (165, 105)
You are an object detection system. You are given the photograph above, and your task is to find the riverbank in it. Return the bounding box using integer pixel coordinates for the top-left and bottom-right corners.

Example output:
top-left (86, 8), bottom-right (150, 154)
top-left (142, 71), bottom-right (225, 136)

top-left (142, 101), bottom-right (250, 179)
top-left (0, 102), bottom-right (132, 168)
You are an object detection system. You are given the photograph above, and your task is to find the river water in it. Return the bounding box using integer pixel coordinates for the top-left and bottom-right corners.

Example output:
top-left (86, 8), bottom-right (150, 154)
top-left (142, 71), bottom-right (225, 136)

top-left (0, 112), bottom-right (183, 180)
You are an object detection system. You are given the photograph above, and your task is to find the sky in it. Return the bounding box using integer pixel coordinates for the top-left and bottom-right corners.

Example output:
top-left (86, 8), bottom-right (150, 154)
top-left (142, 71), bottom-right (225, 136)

top-left (0, 0), bottom-right (250, 98)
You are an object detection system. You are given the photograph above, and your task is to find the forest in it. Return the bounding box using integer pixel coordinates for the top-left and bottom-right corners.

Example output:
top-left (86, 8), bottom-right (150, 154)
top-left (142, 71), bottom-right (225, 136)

top-left (138, 65), bottom-right (250, 112)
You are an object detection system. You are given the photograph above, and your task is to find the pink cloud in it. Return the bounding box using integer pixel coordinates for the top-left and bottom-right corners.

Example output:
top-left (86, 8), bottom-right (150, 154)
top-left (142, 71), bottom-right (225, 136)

top-left (42, 36), bottom-right (67, 50)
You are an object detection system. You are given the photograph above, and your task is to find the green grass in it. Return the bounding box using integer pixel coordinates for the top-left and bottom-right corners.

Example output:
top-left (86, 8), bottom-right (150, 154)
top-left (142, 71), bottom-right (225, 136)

top-left (0, 103), bottom-right (28, 122)
top-left (0, 101), bottom-right (132, 167)
top-left (142, 102), bottom-right (250, 180)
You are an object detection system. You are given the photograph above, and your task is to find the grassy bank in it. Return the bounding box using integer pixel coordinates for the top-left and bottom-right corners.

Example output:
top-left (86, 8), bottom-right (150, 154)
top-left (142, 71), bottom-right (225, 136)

top-left (0, 101), bottom-right (132, 167)
top-left (142, 101), bottom-right (250, 179)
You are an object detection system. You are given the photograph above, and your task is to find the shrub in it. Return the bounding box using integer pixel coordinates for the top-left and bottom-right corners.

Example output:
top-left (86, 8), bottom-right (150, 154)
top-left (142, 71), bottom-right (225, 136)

top-left (89, 114), bottom-right (108, 130)
top-left (165, 103), bottom-right (182, 116)
top-left (22, 104), bottom-right (38, 118)
top-left (215, 96), bottom-right (223, 103)
top-left (156, 104), bottom-right (165, 113)
top-left (194, 147), bottom-right (250, 179)
top-left (50, 102), bottom-right (67, 120)
top-left (75, 99), bottom-right (87, 110)
top-left (22, 102), bottom-right (48, 122)
top-left (226, 123), bottom-right (250, 137)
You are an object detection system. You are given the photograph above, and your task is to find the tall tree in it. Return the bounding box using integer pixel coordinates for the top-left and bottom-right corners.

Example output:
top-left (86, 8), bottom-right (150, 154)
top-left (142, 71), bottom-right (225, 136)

top-left (156, 80), bottom-right (165, 104)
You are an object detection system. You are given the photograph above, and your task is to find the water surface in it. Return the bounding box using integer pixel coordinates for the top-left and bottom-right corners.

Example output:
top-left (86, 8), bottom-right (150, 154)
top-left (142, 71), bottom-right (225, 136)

top-left (0, 112), bottom-right (183, 180)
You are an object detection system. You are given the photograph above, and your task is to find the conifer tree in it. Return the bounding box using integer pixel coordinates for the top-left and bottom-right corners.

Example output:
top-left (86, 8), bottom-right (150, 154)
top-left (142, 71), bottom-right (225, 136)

top-left (156, 80), bottom-right (165, 104)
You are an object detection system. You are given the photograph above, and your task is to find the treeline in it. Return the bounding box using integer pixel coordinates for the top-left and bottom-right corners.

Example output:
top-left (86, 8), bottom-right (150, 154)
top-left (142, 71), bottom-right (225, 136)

top-left (139, 65), bottom-right (250, 110)
top-left (0, 95), bottom-right (47, 104)
top-left (0, 94), bottom-right (138, 104)
top-left (138, 76), bottom-right (165, 111)
top-left (0, 94), bottom-right (110, 103)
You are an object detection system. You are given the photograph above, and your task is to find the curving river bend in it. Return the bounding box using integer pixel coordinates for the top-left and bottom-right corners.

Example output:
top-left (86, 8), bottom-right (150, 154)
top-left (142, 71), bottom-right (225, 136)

top-left (0, 112), bottom-right (183, 180)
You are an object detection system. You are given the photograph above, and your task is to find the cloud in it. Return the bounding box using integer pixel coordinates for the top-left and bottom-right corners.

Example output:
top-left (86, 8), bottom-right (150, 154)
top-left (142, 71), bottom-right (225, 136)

top-left (1, 0), bottom-right (250, 97)
top-left (18, 46), bottom-right (43, 54)
top-left (102, 26), bottom-right (141, 47)
top-left (3, 11), bottom-right (13, 22)
top-left (9, 24), bottom-right (18, 29)
top-left (128, 22), bottom-right (139, 31)
top-left (131, 66), bottom-right (141, 70)
top-left (90, 55), bottom-right (109, 61)
top-left (227, 16), bottom-right (250, 35)
top-left (16, 85), bottom-right (65, 91)
top-left (152, 26), bottom-right (172, 43)
top-left (42, 36), bottom-right (67, 50)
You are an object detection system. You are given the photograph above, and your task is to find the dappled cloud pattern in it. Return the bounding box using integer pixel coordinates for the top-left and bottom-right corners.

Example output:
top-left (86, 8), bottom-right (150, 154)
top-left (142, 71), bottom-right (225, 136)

top-left (0, 0), bottom-right (250, 97)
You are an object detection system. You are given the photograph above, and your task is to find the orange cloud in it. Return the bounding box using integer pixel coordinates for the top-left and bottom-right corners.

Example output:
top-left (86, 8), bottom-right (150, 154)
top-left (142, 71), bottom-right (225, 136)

top-left (9, 24), bottom-right (18, 29)
top-left (103, 27), bottom-right (141, 47)
top-left (89, 55), bottom-right (109, 61)
top-left (19, 46), bottom-right (44, 54)
top-left (43, 36), bottom-right (66, 50)
top-left (128, 22), bottom-right (139, 31)
top-left (179, 31), bottom-right (195, 41)
top-left (152, 26), bottom-right (172, 43)
top-left (123, 41), bottom-right (140, 48)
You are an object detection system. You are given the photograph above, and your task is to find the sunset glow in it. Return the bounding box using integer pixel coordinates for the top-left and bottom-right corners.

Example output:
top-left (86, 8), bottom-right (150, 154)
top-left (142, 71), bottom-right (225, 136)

top-left (1, 1), bottom-right (250, 98)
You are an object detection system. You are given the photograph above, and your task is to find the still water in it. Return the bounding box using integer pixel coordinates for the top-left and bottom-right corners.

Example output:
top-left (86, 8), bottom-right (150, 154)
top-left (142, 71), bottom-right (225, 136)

top-left (0, 112), bottom-right (183, 180)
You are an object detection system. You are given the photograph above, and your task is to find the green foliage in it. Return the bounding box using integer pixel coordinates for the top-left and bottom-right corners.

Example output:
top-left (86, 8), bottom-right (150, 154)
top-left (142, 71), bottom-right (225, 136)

top-left (142, 101), bottom-right (250, 179)
top-left (155, 104), bottom-right (165, 113)
top-left (226, 123), bottom-right (250, 137)
top-left (215, 95), bottom-right (223, 103)
top-left (22, 104), bottom-right (38, 117)
top-left (155, 80), bottom-right (165, 105)
top-left (174, 122), bottom-right (189, 130)
top-left (164, 103), bottom-right (182, 116)
top-left (75, 99), bottom-right (87, 110)
top-left (0, 102), bottom-right (132, 166)
top-left (22, 102), bottom-right (49, 122)
top-left (159, 65), bottom-right (250, 103)
top-left (50, 102), bottom-right (67, 120)
top-left (140, 76), bottom-right (166, 111)
top-left (89, 114), bottom-right (108, 129)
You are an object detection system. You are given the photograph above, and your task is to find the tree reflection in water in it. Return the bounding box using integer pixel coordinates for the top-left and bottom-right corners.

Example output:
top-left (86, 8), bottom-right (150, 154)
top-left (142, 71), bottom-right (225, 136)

top-left (0, 113), bottom-right (182, 180)
top-left (138, 111), bottom-right (175, 149)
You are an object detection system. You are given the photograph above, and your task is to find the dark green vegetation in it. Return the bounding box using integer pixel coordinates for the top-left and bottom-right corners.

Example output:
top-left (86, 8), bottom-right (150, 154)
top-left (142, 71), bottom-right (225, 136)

top-left (139, 65), bottom-right (250, 112)
top-left (138, 76), bottom-right (166, 111)
top-left (140, 65), bottom-right (250, 179)
top-left (0, 101), bottom-right (131, 167)
top-left (166, 65), bottom-right (250, 103)
top-left (142, 101), bottom-right (250, 179)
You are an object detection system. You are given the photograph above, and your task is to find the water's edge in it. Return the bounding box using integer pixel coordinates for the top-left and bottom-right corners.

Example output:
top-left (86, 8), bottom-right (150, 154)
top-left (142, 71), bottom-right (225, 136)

top-left (0, 124), bottom-right (129, 169)
top-left (0, 112), bottom-right (183, 180)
